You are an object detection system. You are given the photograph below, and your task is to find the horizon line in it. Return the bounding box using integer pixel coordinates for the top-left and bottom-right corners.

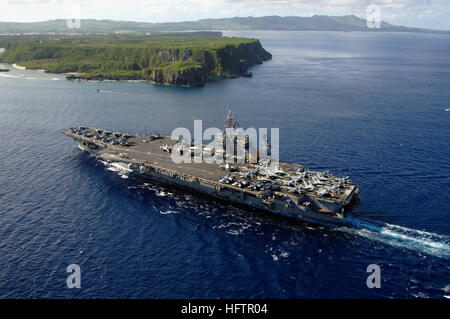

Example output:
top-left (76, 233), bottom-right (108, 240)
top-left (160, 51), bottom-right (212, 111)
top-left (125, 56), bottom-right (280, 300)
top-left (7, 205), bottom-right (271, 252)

top-left (0, 15), bottom-right (448, 32)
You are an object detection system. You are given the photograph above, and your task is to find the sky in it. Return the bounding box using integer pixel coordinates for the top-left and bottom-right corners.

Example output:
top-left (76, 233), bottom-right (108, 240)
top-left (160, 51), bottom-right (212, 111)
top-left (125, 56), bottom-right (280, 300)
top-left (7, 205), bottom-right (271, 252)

top-left (0, 0), bottom-right (449, 30)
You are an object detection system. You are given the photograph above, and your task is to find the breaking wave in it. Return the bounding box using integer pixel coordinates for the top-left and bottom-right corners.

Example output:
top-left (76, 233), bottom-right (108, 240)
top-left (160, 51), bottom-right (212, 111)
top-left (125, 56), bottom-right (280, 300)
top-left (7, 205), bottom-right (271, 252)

top-left (98, 90), bottom-right (129, 95)
top-left (0, 74), bottom-right (19, 78)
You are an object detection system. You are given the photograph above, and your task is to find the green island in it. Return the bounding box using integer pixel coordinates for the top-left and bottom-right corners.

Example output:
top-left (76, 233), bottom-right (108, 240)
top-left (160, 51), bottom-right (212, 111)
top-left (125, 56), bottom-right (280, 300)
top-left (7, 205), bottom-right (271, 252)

top-left (0, 33), bottom-right (272, 86)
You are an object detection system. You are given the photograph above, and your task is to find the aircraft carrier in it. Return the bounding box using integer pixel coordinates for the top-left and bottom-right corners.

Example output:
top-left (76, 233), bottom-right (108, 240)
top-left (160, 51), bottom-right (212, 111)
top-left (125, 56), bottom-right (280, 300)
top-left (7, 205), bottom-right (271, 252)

top-left (61, 112), bottom-right (359, 223)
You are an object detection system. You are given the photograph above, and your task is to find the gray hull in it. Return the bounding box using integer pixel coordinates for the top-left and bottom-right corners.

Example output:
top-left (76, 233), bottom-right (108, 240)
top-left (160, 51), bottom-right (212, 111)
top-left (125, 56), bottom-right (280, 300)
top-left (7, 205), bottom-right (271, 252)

top-left (65, 127), bottom-right (359, 224)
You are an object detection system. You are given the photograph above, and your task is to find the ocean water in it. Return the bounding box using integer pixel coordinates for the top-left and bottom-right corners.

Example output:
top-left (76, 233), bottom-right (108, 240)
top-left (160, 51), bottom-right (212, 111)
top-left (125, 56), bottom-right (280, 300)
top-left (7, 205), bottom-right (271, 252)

top-left (0, 31), bottom-right (449, 298)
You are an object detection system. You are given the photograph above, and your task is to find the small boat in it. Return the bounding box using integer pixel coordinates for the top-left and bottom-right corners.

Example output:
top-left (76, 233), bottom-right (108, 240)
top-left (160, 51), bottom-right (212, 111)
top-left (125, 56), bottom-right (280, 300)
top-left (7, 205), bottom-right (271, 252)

top-left (446, 108), bottom-right (450, 112)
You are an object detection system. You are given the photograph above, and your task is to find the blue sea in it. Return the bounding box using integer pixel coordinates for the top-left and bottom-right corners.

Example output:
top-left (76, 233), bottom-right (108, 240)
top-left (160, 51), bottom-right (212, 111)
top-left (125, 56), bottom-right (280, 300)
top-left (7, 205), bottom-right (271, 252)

top-left (0, 31), bottom-right (449, 298)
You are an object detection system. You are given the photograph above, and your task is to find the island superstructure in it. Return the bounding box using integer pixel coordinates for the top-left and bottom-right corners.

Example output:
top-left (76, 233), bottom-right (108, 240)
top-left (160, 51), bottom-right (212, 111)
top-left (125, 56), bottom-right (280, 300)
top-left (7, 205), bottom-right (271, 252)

top-left (61, 113), bottom-right (359, 223)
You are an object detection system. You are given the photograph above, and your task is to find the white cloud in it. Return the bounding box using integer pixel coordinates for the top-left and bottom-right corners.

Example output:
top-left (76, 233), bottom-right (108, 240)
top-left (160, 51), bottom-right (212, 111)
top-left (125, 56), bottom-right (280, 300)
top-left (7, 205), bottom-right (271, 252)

top-left (0, 0), bottom-right (448, 29)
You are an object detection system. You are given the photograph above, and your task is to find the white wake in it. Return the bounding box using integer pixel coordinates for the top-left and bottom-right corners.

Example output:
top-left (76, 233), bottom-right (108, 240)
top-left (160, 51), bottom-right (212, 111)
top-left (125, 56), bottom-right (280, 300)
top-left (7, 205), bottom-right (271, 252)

top-left (338, 216), bottom-right (450, 259)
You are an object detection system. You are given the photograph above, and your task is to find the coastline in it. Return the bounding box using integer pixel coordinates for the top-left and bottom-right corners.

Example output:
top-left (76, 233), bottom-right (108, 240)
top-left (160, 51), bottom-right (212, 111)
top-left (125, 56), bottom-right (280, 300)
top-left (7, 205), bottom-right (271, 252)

top-left (12, 63), bottom-right (26, 70)
top-left (2, 35), bottom-right (271, 87)
top-left (12, 63), bottom-right (45, 72)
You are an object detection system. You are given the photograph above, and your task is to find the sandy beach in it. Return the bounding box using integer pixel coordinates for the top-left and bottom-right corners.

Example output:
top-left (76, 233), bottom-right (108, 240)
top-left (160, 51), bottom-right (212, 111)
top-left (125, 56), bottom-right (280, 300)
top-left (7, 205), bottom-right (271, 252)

top-left (12, 64), bottom-right (46, 72)
top-left (12, 63), bottom-right (26, 70)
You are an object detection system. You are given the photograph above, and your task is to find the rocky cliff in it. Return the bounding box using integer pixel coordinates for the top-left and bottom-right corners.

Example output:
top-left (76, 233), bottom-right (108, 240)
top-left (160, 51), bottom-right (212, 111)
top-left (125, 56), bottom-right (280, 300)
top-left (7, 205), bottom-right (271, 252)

top-left (0, 34), bottom-right (272, 86)
top-left (147, 67), bottom-right (207, 87)
top-left (68, 40), bottom-right (271, 86)
top-left (153, 41), bottom-right (271, 85)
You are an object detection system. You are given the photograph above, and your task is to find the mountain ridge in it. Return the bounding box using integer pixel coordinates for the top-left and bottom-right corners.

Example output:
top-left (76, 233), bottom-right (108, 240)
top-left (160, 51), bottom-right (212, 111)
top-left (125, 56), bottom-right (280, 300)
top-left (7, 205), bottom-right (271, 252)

top-left (1, 15), bottom-right (448, 34)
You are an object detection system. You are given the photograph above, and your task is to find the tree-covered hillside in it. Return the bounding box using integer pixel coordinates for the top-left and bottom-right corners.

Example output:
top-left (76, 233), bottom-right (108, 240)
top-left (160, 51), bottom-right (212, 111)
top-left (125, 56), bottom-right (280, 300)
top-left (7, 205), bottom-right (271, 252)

top-left (0, 34), bottom-right (272, 86)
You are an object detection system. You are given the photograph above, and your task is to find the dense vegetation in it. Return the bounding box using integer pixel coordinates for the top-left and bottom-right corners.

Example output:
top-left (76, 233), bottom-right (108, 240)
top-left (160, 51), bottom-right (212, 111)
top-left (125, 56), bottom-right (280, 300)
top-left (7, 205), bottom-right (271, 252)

top-left (0, 34), bottom-right (272, 85)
